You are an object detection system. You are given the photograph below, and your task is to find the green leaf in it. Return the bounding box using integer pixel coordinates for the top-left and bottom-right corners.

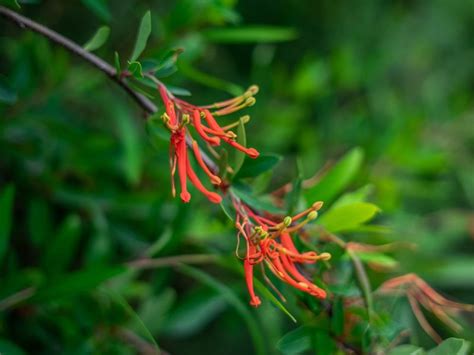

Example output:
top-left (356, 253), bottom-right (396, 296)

top-left (318, 202), bottom-right (380, 233)
top-left (127, 60), bottom-right (143, 78)
top-left (331, 296), bottom-right (344, 336)
top-left (114, 51), bottom-right (121, 76)
top-left (0, 339), bottom-right (26, 355)
top-left (235, 153), bottom-right (282, 179)
top-left (167, 85), bottom-right (191, 96)
top-left (81, 0), bottom-right (111, 22)
top-left (83, 26), bottom-right (110, 51)
top-left (116, 107), bottom-right (143, 186)
top-left (42, 214), bottom-right (82, 274)
top-left (253, 278), bottom-right (297, 323)
top-left (145, 113), bottom-right (170, 149)
top-left (231, 117), bottom-right (247, 176)
top-left (276, 326), bottom-right (311, 354)
top-left (304, 147), bottom-right (364, 204)
top-left (231, 185), bottom-right (284, 214)
top-left (354, 251), bottom-right (398, 269)
top-left (178, 61), bottom-right (243, 96)
top-left (0, 0), bottom-right (20, 9)
top-left (0, 75), bottom-right (17, 104)
top-left (427, 338), bottom-right (471, 355)
top-left (388, 345), bottom-right (426, 355)
top-left (203, 26), bottom-right (298, 43)
top-left (161, 289), bottom-right (227, 337)
top-left (178, 265), bottom-right (266, 355)
top-left (0, 184), bottom-right (14, 265)
top-left (32, 266), bottom-right (126, 302)
top-left (130, 10), bottom-right (152, 61)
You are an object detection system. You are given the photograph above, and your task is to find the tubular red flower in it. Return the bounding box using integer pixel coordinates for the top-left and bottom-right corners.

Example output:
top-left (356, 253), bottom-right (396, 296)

top-left (185, 153), bottom-right (222, 204)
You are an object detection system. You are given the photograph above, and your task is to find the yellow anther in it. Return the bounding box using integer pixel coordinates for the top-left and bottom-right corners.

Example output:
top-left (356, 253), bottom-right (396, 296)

top-left (318, 252), bottom-right (331, 261)
top-left (248, 85), bottom-right (259, 95)
top-left (283, 216), bottom-right (292, 227)
top-left (245, 97), bottom-right (256, 107)
top-left (312, 201), bottom-right (324, 210)
top-left (161, 112), bottom-right (170, 123)
top-left (225, 131), bottom-right (237, 139)
top-left (182, 114), bottom-right (190, 125)
top-left (307, 211), bottom-right (318, 220)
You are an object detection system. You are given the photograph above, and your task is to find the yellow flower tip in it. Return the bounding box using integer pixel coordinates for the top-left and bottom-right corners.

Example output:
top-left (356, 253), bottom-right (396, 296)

top-left (248, 85), bottom-right (259, 95)
top-left (210, 176), bottom-right (222, 185)
top-left (226, 131), bottom-right (237, 139)
top-left (318, 252), bottom-right (331, 261)
top-left (182, 113), bottom-right (190, 125)
top-left (298, 282), bottom-right (310, 289)
top-left (240, 115), bottom-right (251, 124)
top-left (245, 97), bottom-right (256, 107)
top-left (161, 112), bottom-right (170, 123)
top-left (283, 216), bottom-right (292, 227)
top-left (307, 211), bottom-right (318, 220)
top-left (312, 201), bottom-right (324, 211)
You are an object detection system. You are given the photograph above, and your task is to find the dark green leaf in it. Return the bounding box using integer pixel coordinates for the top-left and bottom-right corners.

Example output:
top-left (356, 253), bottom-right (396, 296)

top-left (203, 26), bottom-right (298, 43)
top-left (130, 10), bottom-right (152, 61)
top-left (231, 185), bottom-right (284, 214)
top-left (0, 184), bottom-right (14, 265)
top-left (114, 51), bottom-right (121, 76)
top-left (42, 214), bottom-right (82, 274)
top-left (276, 326), bottom-right (311, 354)
top-left (83, 26), bottom-right (110, 51)
top-left (331, 296), bottom-right (344, 336)
top-left (0, 75), bottom-right (17, 104)
top-left (32, 266), bottom-right (126, 302)
top-left (304, 147), bottom-right (364, 204)
top-left (80, 0), bottom-right (111, 22)
top-left (235, 153), bottom-right (282, 179)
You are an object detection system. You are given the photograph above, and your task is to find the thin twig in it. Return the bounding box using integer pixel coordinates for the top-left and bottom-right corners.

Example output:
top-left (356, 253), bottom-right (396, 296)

top-left (0, 287), bottom-right (36, 311)
top-left (0, 6), bottom-right (218, 172)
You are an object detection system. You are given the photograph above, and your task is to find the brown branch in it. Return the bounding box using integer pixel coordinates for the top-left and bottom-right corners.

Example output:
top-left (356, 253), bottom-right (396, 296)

top-left (0, 5), bottom-right (218, 172)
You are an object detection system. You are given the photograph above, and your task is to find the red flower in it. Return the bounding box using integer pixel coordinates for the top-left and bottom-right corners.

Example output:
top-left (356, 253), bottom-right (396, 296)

top-left (234, 199), bottom-right (331, 307)
top-left (158, 85), bottom-right (260, 203)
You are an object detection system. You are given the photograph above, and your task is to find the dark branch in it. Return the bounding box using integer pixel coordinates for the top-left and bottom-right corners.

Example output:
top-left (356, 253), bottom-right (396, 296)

top-left (0, 5), bottom-right (217, 172)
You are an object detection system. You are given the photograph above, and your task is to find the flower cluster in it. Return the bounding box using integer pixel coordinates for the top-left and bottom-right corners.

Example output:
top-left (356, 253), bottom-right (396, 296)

top-left (232, 198), bottom-right (331, 307)
top-left (158, 84), bottom-right (259, 203)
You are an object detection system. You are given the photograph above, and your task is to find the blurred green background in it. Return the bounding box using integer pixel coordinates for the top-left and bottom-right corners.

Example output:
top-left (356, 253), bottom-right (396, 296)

top-left (1, 0), bottom-right (473, 354)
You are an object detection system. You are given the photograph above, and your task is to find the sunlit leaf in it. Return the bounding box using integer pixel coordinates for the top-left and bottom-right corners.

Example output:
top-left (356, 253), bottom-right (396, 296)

top-left (318, 202), bottom-right (380, 233)
top-left (203, 26), bottom-right (298, 43)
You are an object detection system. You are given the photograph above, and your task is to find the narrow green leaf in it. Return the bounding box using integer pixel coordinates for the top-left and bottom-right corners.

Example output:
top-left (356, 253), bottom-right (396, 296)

top-left (0, 184), bottom-right (14, 264)
top-left (331, 296), bottom-right (344, 336)
top-left (83, 26), bottom-right (110, 51)
top-left (304, 147), bottom-right (364, 204)
top-left (235, 153), bottom-right (282, 179)
top-left (318, 202), bottom-right (380, 233)
top-left (178, 61), bottom-right (243, 96)
top-left (42, 214), bottom-right (82, 274)
top-left (167, 85), bottom-right (191, 96)
top-left (178, 265), bottom-right (266, 355)
top-left (130, 10), bottom-right (152, 61)
top-left (276, 326), bottom-right (311, 354)
top-left (81, 0), bottom-right (111, 22)
top-left (1, 0), bottom-right (20, 9)
top-left (231, 185), bottom-right (284, 214)
top-left (354, 251), bottom-right (398, 269)
top-left (203, 26), bottom-right (298, 43)
top-left (114, 51), bottom-right (121, 76)
top-left (32, 266), bottom-right (126, 302)
top-left (253, 278), bottom-right (297, 323)
top-left (427, 338), bottom-right (471, 355)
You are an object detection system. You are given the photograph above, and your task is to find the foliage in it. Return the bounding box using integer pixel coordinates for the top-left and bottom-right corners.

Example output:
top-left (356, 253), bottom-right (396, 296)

top-left (0, 1), bottom-right (473, 354)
